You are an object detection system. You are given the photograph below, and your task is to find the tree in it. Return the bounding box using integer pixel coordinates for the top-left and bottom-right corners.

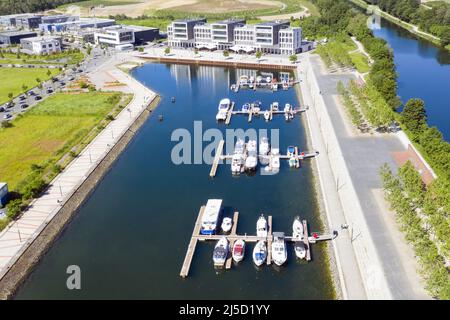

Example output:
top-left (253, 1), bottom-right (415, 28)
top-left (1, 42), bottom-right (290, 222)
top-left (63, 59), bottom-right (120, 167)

top-left (289, 54), bottom-right (298, 63)
top-left (22, 84), bottom-right (28, 92)
top-left (255, 51), bottom-right (262, 59)
top-left (164, 47), bottom-right (171, 55)
top-left (402, 98), bottom-right (427, 135)
top-left (47, 69), bottom-right (52, 77)
top-left (8, 92), bottom-right (13, 100)
top-left (36, 77), bottom-right (41, 85)
top-left (223, 50), bottom-right (229, 58)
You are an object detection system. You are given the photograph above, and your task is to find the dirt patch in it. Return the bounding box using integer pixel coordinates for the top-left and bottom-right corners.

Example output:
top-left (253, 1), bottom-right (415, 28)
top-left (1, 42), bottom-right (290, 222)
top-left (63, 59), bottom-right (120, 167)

top-left (35, 139), bottom-right (62, 153)
top-left (392, 145), bottom-right (435, 185)
top-left (169, 0), bottom-right (279, 13)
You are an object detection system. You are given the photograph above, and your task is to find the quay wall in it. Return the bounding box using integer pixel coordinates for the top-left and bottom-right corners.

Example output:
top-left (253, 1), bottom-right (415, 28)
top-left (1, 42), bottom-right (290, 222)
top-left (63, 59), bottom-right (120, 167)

top-left (301, 56), bottom-right (392, 299)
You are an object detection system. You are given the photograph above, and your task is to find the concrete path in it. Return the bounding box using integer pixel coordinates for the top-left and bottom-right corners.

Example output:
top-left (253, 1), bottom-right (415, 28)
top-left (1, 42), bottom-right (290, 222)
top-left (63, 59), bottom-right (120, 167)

top-left (303, 54), bottom-right (429, 299)
top-left (0, 56), bottom-right (156, 279)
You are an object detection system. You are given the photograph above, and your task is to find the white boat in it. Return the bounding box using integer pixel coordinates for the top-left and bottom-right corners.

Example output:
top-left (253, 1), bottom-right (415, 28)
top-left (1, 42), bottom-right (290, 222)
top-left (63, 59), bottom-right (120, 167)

top-left (294, 241), bottom-right (307, 259)
top-left (271, 232), bottom-right (287, 266)
top-left (292, 217), bottom-right (304, 238)
top-left (239, 75), bottom-right (249, 86)
top-left (284, 103), bottom-right (292, 113)
top-left (216, 98), bottom-right (231, 121)
top-left (272, 102), bottom-right (279, 111)
top-left (287, 146), bottom-right (296, 157)
top-left (213, 237), bottom-right (229, 267)
top-left (270, 148), bottom-right (280, 170)
top-left (289, 156), bottom-right (299, 168)
top-left (256, 76), bottom-right (262, 85)
top-left (256, 214), bottom-right (268, 238)
top-left (245, 140), bottom-right (258, 171)
top-left (252, 101), bottom-right (261, 114)
top-left (231, 139), bottom-right (246, 175)
top-left (266, 76), bottom-right (272, 83)
top-left (272, 83), bottom-right (278, 91)
top-left (200, 199), bottom-right (222, 235)
top-left (282, 81), bottom-right (289, 90)
top-left (221, 217), bottom-right (232, 233)
top-left (252, 240), bottom-right (267, 266)
top-left (232, 239), bottom-right (245, 263)
top-left (259, 137), bottom-right (270, 156)
top-left (263, 110), bottom-right (270, 121)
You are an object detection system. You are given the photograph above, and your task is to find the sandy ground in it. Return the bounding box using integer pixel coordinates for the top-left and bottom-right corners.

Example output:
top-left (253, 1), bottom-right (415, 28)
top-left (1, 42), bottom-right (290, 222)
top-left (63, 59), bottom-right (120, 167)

top-left (65, 0), bottom-right (283, 18)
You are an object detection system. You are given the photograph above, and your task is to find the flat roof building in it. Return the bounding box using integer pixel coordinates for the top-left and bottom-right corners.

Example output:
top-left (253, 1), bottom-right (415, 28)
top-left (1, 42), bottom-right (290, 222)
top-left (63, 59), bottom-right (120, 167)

top-left (15, 15), bottom-right (43, 30)
top-left (0, 30), bottom-right (38, 45)
top-left (20, 36), bottom-right (62, 55)
top-left (168, 19), bottom-right (304, 55)
top-left (94, 25), bottom-right (135, 47)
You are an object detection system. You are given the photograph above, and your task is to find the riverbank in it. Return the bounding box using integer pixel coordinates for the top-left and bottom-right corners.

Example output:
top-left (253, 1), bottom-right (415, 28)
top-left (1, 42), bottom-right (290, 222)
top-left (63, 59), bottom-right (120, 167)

top-left (0, 56), bottom-right (160, 299)
top-left (348, 0), bottom-right (449, 51)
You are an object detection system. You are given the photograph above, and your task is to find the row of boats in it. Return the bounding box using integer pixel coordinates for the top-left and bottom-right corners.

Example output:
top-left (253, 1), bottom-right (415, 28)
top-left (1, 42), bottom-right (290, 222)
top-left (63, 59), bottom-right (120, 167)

top-left (216, 98), bottom-right (295, 121)
top-left (200, 200), bottom-right (307, 267)
top-left (230, 75), bottom-right (290, 92)
top-left (212, 215), bottom-right (307, 267)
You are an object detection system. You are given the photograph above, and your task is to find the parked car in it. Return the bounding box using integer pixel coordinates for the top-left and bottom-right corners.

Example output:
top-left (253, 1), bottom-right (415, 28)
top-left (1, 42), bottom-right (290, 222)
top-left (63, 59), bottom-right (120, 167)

top-left (20, 103), bottom-right (29, 109)
top-left (28, 90), bottom-right (35, 96)
top-left (34, 95), bottom-right (42, 101)
top-left (19, 95), bottom-right (26, 101)
top-left (46, 89), bottom-right (53, 94)
top-left (0, 107), bottom-right (5, 112)
top-left (6, 102), bottom-right (13, 109)
top-left (3, 114), bottom-right (12, 119)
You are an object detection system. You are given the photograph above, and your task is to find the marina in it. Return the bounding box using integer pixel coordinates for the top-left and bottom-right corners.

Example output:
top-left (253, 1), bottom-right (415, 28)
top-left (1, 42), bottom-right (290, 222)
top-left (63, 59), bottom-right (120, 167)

top-left (180, 201), bottom-right (336, 278)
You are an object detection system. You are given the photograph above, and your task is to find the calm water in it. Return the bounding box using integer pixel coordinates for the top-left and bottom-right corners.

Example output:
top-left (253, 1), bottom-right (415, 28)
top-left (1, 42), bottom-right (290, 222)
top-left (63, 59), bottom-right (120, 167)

top-left (15, 63), bottom-right (335, 299)
top-left (370, 18), bottom-right (450, 140)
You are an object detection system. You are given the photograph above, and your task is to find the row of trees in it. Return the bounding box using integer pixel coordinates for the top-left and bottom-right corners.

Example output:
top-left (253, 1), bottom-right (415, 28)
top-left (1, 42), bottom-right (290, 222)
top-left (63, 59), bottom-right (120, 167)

top-left (0, 0), bottom-right (82, 15)
top-left (380, 162), bottom-right (449, 299)
top-left (363, 0), bottom-right (450, 45)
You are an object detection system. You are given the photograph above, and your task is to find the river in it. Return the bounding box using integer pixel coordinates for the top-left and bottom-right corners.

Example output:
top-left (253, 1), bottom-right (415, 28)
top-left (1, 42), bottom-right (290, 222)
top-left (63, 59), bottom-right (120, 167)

top-left (14, 63), bottom-right (335, 299)
top-left (370, 17), bottom-right (450, 141)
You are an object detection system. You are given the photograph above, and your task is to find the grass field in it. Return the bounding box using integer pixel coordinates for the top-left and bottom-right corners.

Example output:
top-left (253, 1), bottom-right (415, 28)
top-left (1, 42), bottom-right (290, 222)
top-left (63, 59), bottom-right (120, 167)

top-left (0, 92), bottom-right (122, 190)
top-left (349, 52), bottom-right (370, 73)
top-left (60, 0), bottom-right (141, 9)
top-left (0, 67), bottom-right (60, 105)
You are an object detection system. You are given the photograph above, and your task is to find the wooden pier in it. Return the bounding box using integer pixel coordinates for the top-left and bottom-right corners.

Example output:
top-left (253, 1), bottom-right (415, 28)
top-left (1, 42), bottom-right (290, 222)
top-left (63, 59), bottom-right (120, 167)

top-left (225, 102), bottom-right (235, 125)
top-left (224, 105), bottom-right (308, 124)
top-left (210, 140), bottom-right (225, 177)
top-left (180, 204), bottom-right (337, 277)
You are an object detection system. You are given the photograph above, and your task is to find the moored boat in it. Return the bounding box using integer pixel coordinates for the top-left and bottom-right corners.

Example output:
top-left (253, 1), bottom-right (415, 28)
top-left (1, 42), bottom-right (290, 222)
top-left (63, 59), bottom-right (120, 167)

top-left (272, 102), bottom-right (279, 111)
top-left (232, 239), bottom-right (245, 263)
top-left (241, 103), bottom-right (250, 113)
top-left (213, 237), bottom-right (229, 267)
top-left (264, 110), bottom-right (270, 121)
top-left (200, 199), bottom-right (222, 235)
top-left (294, 241), bottom-right (307, 259)
top-left (252, 240), bottom-right (267, 266)
top-left (259, 137), bottom-right (270, 156)
top-left (221, 217), bottom-right (232, 233)
top-left (256, 214), bottom-right (268, 238)
top-left (245, 140), bottom-right (258, 171)
top-left (271, 232), bottom-right (287, 266)
top-left (292, 216), bottom-right (303, 238)
top-left (216, 98), bottom-right (231, 121)
top-left (287, 146), bottom-right (296, 157)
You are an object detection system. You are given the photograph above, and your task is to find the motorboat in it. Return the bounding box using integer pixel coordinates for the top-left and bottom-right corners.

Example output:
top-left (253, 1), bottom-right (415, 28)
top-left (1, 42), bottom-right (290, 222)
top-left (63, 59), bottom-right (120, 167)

top-left (200, 199), bottom-right (222, 235)
top-left (266, 76), bottom-right (272, 84)
top-left (245, 140), bottom-right (258, 171)
top-left (272, 83), bottom-right (278, 91)
top-left (295, 241), bottom-right (307, 259)
top-left (213, 237), bottom-right (229, 267)
top-left (239, 75), bottom-right (249, 86)
top-left (289, 156), bottom-right (299, 168)
top-left (216, 98), bottom-right (231, 121)
top-left (271, 232), bottom-right (287, 266)
top-left (270, 148), bottom-right (280, 170)
top-left (232, 239), bottom-right (245, 263)
top-left (287, 146), bottom-right (296, 157)
top-left (272, 102), bottom-right (279, 111)
top-left (241, 103), bottom-right (251, 113)
top-left (282, 81), bottom-right (289, 90)
top-left (252, 101), bottom-right (261, 114)
top-left (256, 76), bottom-right (263, 86)
top-left (292, 216), bottom-right (304, 238)
top-left (231, 139), bottom-right (246, 175)
top-left (221, 217), bottom-right (232, 233)
top-left (252, 240), bottom-right (267, 266)
top-left (259, 137), bottom-right (270, 156)
top-left (264, 110), bottom-right (270, 121)
top-left (249, 76), bottom-right (255, 89)
top-left (256, 214), bottom-right (268, 238)
top-left (284, 103), bottom-right (292, 113)
top-left (231, 154), bottom-right (245, 175)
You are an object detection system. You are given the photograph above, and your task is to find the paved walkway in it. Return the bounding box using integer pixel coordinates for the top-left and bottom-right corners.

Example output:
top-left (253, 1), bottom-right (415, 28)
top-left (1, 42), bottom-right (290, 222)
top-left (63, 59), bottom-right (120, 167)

top-left (0, 55), bottom-right (156, 278)
top-left (303, 54), bottom-right (429, 299)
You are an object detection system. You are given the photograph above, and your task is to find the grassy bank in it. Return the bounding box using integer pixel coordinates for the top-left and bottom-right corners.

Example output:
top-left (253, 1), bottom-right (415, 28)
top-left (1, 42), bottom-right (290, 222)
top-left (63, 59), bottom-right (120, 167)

top-left (0, 50), bottom-right (85, 66)
top-left (0, 67), bottom-right (60, 105)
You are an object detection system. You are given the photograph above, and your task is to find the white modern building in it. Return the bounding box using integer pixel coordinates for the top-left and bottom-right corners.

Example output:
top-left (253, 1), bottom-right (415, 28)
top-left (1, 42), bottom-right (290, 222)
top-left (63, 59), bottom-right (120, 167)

top-left (168, 19), bottom-right (305, 55)
top-left (94, 25), bottom-right (135, 47)
top-left (20, 36), bottom-right (62, 54)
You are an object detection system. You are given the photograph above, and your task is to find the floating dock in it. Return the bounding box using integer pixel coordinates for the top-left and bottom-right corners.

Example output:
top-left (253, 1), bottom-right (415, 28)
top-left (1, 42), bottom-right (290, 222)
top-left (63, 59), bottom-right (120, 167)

top-left (223, 105), bottom-right (308, 125)
top-left (180, 204), bottom-right (337, 277)
top-left (210, 140), bottom-right (225, 178)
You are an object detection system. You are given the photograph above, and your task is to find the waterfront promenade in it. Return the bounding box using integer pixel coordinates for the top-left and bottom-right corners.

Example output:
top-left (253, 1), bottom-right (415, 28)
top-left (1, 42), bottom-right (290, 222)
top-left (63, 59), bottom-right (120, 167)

top-left (0, 54), bottom-right (156, 282)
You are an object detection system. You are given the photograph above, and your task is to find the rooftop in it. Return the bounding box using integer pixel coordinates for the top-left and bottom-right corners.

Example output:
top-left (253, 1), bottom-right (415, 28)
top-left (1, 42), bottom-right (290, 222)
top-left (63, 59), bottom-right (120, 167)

top-left (0, 30), bottom-right (37, 37)
top-left (22, 36), bottom-right (61, 42)
top-left (174, 18), bottom-right (207, 23)
top-left (212, 19), bottom-right (246, 25)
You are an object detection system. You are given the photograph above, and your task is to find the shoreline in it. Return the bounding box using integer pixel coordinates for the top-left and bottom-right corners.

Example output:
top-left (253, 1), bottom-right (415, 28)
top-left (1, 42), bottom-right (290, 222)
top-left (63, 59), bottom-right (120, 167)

top-left (0, 96), bottom-right (161, 299)
top-left (294, 76), bottom-right (342, 300)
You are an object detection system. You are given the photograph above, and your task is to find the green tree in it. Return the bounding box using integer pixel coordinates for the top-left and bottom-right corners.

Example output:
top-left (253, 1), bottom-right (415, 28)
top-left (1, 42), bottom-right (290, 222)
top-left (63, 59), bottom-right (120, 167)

top-left (255, 51), bottom-right (262, 59)
top-left (223, 50), bottom-right (229, 58)
top-left (164, 47), bottom-right (171, 55)
top-left (289, 54), bottom-right (298, 63)
top-left (8, 92), bottom-right (13, 100)
top-left (402, 98), bottom-right (427, 135)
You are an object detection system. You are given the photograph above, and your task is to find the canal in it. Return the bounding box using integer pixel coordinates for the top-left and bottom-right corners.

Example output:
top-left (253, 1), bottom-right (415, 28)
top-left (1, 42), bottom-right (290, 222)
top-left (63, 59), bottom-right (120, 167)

top-left (14, 63), bottom-right (335, 299)
top-left (370, 17), bottom-right (450, 141)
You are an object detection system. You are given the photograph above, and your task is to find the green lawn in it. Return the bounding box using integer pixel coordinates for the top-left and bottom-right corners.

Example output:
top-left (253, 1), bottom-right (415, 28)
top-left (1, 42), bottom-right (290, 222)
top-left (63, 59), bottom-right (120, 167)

top-left (0, 67), bottom-right (60, 105)
top-left (349, 52), bottom-right (370, 73)
top-left (0, 51), bottom-right (85, 66)
top-left (0, 92), bottom-right (122, 190)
